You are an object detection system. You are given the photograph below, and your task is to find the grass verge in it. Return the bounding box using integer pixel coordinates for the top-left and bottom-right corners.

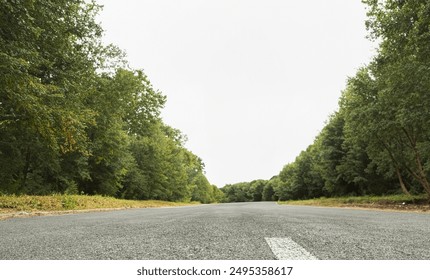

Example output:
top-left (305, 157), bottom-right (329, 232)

top-left (278, 194), bottom-right (430, 212)
top-left (0, 194), bottom-right (199, 219)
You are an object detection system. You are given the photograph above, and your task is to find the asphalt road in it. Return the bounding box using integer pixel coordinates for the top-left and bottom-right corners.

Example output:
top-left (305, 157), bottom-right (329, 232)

top-left (1, 202), bottom-right (430, 260)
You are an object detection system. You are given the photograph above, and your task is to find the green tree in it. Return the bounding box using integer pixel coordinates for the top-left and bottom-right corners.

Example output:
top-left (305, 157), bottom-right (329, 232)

top-left (251, 179), bottom-right (266, 201)
top-left (221, 182), bottom-right (254, 202)
top-left (316, 112), bottom-right (367, 196)
top-left (0, 0), bottom-right (102, 194)
top-left (0, 0), bottom-right (218, 203)
top-left (277, 145), bottom-right (324, 200)
top-left (333, 0), bottom-right (430, 198)
top-left (262, 178), bottom-right (278, 201)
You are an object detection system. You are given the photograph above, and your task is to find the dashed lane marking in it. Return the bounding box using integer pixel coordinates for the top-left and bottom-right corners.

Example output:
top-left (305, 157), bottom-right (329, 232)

top-left (265, 237), bottom-right (318, 260)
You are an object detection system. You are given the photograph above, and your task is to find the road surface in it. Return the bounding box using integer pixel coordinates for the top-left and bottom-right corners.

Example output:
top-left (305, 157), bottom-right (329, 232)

top-left (1, 202), bottom-right (429, 259)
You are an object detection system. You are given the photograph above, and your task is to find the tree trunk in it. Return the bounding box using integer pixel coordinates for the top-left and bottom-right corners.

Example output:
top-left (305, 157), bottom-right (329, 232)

top-left (397, 130), bottom-right (430, 199)
top-left (395, 167), bottom-right (411, 196)
top-left (20, 147), bottom-right (31, 191)
top-left (414, 152), bottom-right (430, 197)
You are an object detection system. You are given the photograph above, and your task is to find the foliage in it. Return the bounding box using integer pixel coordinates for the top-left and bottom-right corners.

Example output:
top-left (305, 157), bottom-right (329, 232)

top-left (0, 0), bottom-right (220, 203)
top-left (222, 0), bottom-right (430, 202)
top-left (221, 178), bottom-right (280, 202)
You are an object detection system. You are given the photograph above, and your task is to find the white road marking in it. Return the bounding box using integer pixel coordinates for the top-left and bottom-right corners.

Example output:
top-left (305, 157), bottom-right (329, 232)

top-left (265, 237), bottom-right (318, 260)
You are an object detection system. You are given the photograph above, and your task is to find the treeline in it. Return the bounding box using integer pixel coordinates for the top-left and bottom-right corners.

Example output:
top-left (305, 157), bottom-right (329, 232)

top-left (222, 0), bottom-right (430, 202)
top-left (221, 179), bottom-right (279, 202)
top-left (0, 0), bottom-right (223, 203)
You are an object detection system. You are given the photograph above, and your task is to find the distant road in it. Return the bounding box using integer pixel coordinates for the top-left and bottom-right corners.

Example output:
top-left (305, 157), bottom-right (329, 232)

top-left (1, 202), bottom-right (430, 259)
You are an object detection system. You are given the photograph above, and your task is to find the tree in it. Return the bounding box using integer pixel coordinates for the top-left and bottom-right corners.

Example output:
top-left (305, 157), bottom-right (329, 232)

top-left (0, 0), bottom-right (103, 194)
top-left (333, 1), bottom-right (430, 198)
top-left (221, 182), bottom-right (254, 202)
top-left (0, 0), bottom-right (219, 203)
top-left (81, 69), bottom-right (165, 196)
top-left (316, 111), bottom-right (369, 196)
top-left (277, 144), bottom-right (325, 200)
top-left (340, 64), bottom-right (429, 196)
top-left (262, 178), bottom-right (279, 201)
top-left (251, 179), bottom-right (266, 201)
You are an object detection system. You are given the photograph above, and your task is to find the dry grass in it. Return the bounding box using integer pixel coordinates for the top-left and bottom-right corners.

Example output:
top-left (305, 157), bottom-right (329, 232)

top-left (278, 194), bottom-right (430, 212)
top-left (0, 194), bottom-right (198, 215)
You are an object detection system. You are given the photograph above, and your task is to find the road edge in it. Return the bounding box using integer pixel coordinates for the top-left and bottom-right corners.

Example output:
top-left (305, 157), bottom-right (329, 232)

top-left (0, 204), bottom-right (207, 221)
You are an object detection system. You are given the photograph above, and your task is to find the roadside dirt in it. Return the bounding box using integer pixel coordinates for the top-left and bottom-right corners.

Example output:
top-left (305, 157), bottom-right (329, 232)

top-left (337, 202), bottom-right (430, 213)
top-left (0, 204), bottom-right (203, 221)
top-left (0, 207), bottom-right (131, 221)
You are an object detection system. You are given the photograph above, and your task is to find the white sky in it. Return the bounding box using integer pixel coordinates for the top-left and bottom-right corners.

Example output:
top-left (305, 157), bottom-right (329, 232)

top-left (97, 0), bottom-right (376, 187)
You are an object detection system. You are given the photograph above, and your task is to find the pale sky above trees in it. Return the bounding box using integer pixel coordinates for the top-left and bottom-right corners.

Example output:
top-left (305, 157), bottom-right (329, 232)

top-left (97, 0), bottom-right (377, 187)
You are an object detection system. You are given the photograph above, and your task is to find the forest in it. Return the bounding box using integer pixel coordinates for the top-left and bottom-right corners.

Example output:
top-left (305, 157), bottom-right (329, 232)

top-left (0, 0), bottom-right (223, 203)
top-left (222, 0), bottom-right (430, 203)
top-left (2, 1), bottom-right (430, 205)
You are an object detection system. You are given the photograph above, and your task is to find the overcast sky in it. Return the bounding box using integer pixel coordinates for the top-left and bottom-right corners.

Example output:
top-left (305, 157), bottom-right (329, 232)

top-left (97, 0), bottom-right (376, 187)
